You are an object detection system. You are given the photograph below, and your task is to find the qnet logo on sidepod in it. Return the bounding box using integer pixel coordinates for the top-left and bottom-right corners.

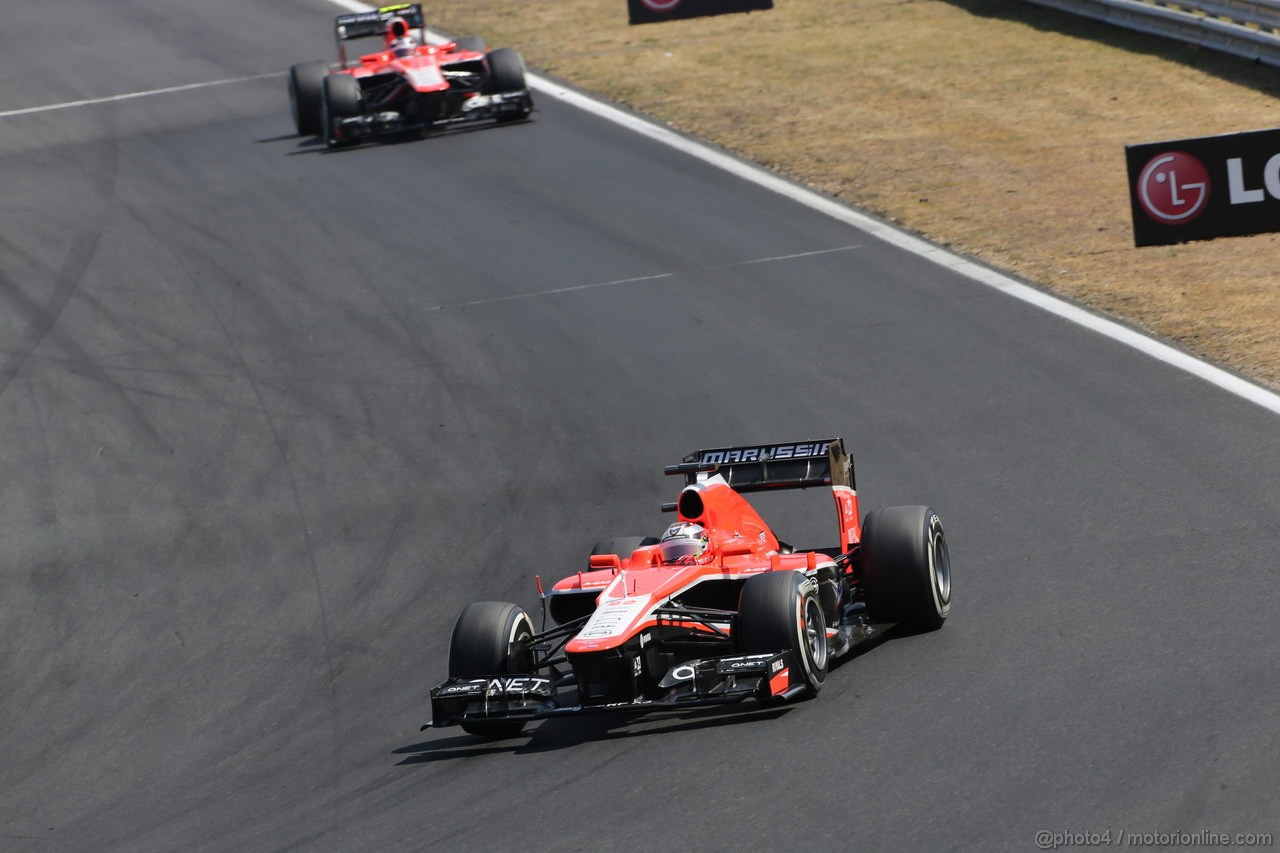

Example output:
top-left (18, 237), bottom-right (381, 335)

top-left (640, 0), bottom-right (684, 10)
top-left (1137, 151), bottom-right (1210, 225)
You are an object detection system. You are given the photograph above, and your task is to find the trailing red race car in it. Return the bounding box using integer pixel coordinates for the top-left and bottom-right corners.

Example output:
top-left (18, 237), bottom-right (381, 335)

top-left (427, 438), bottom-right (952, 737)
top-left (287, 4), bottom-right (532, 148)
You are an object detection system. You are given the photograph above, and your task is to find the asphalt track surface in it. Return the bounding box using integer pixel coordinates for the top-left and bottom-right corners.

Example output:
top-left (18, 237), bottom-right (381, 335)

top-left (2, 2), bottom-right (1279, 851)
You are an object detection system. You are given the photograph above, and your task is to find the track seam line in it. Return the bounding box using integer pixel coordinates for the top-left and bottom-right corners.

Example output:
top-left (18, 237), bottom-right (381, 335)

top-left (323, 0), bottom-right (1280, 415)
top-left (455, 244), bottom-right (863, 307)
top-left (459, 272), bottom-right (674, 307)
top-left (0, 72), bottom-right (284, 118)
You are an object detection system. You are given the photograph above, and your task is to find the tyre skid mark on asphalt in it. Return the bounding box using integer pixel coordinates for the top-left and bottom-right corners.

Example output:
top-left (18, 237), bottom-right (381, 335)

top-left (453, 243), bottom-right (864, 308)
top-left (132, 210), bottom-right (348, 836)
top-left (0, 149), bottom-right (169, 445)
top-left (298, 206), bottom-right (486, 490)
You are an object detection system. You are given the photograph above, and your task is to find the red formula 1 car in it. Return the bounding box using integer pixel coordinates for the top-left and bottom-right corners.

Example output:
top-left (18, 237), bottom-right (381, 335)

top-left (287, 4), bottom-right (532, 148)
top-left (427, 439), bottom-right (952, 737)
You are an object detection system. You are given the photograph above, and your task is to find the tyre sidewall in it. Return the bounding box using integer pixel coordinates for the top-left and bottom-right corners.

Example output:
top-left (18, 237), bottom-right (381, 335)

top-left (923, 510), bottom-right (951, 622)
top-left (738, 571), bottom-right (827, 695)
top-left (793, 576), bottom-right (827, 692)
top-left (448, 601), bottom-right (534, 678)
top-left (861, 505), bottom-right (950, 629)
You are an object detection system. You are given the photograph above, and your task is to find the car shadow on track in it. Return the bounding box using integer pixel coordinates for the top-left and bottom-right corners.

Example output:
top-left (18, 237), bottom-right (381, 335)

top-left (392, 703), bottom-right (794, 764)
top-left (256, 132), bottom-right (305, 144)
top-left (391, 623), bottom-right (926, 765)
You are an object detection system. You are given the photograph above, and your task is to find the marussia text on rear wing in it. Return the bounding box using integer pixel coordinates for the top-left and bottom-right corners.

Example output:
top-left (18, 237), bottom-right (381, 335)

top-left (335, 4), bottom-right (425, 40)
top-left (665, 438), bottom-right (854, 493)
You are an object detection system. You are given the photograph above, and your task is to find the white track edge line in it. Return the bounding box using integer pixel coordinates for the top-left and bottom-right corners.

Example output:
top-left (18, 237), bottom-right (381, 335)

top-left (324, 0), bottom-right (1280, 416)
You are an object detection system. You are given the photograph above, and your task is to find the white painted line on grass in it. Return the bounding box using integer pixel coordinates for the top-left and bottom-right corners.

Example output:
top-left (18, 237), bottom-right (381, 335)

top-left (0, 72), bottom-right (284, 119)
top-left (326, 0), bottom-right (1280, 415)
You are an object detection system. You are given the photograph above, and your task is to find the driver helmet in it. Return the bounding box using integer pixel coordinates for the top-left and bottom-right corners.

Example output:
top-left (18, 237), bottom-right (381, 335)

top-left (386, 17), bottom-right (417, 57)
top-left (659, 522), bottom-right (710, 563)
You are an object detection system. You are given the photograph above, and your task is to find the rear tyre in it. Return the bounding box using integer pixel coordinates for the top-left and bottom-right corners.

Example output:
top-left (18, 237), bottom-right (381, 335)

top-left (448, 601), bottom-right (536, 737)
top-left (288, 60), bottom-right (328, 136)
top-left (861, 506), bottom-right (951, 629)
top-left (454, 35), bottom-right (488, 53)
top-left (737, 571), bottom-right (827, 696)
top-left (589, 536), bottom-right (659, 560)
top-left (485, 47), bottom-right (533, 120)
top-left (321, 73), bottom-right (363, 148)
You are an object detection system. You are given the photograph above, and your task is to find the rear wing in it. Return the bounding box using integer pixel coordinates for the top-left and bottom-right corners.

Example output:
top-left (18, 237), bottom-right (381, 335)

top-left (335, 4), bottom-right (424, 39)
top-left (334, 4), bottom-right (425, 66)
top-left (664, 439), bottom-right (854, 493)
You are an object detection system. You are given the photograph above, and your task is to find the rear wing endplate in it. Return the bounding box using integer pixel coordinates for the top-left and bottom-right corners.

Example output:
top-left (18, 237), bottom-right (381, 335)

top-left (665, 439), bottom-right (854, 492)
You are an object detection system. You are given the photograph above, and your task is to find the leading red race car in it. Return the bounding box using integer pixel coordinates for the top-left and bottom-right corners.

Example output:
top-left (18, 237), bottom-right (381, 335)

top-left (427, 438), bottom-right (952, 737)
top-left (287, 4), bottom-right (532, 148)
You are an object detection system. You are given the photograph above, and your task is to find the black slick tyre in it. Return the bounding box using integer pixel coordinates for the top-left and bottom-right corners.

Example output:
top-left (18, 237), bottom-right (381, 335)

top-left (737, 570), bottom-right (828, 696)
top-left (448, 601), bottom-right (536, 737)
top-left (321, 73), bottom-right (363, 148)
top-left (485, 47), bottom-right (532, 120)
top-left (861, 506), bottom-right (951, 629)
top-left (288, 61), bottom-right (328, 136)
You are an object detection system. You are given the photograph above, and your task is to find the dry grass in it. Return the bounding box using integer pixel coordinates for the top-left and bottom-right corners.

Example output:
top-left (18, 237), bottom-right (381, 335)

top-left (431, 0), bottom-right (1280, 387)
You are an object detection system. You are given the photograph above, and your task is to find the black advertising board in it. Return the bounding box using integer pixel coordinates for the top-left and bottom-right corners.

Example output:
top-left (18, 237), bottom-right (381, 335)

top-left (1126, 127), bottom-right (1280, 247)
top-left (628, 0), bottom-right (772, 25)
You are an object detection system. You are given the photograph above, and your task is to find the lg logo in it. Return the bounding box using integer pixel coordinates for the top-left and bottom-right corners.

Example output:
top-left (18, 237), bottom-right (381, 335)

top-left (1137, 151), bottom-right (1209, 225)
top-left (640, 0), bottom-right (683, 8)
top-left (1137, 149), bottom-right (1280, 226)
top-left (1127, 127), bottom-right (1280, 245)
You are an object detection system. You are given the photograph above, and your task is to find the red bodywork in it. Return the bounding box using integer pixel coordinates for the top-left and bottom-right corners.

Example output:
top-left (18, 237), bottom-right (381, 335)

top-left (339, 40), bottom-right (479, 95)
top-left (553, 476), bottom-right (861, 655)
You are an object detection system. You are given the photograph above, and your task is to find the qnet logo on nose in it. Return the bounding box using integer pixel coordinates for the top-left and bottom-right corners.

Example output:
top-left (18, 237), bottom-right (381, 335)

top-left (1136, 151), bottom-right (1210, 224)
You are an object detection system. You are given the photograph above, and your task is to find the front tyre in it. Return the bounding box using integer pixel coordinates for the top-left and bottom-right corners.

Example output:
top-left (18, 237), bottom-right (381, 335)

top-left (738, 571), bottom-right (827, 696)
top-left (321, 73), bottom-right (363, 148)
top-left (485, 47), bottom-right (533, 120)
top-left (447, 601), bottom-right (535, 737)
top-left (288, 60), bottom-right (328, 136)
top-left (861, 506), bottom-right (951, 629)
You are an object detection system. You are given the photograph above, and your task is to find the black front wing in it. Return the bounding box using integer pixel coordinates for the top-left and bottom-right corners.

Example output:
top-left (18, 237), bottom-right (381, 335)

top-left (426, 650), bottom-right (802, 730)
top-left (334, 90), bottom-right (532, 142)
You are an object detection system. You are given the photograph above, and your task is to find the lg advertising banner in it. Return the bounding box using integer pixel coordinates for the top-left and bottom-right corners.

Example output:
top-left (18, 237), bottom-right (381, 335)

top-left (1126, 127), bottom-right (1280, 247)
top-left (628, 0), bottom-right (772, 25)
